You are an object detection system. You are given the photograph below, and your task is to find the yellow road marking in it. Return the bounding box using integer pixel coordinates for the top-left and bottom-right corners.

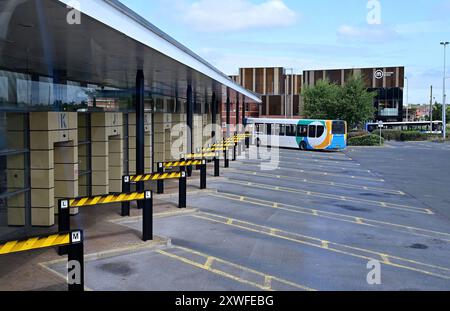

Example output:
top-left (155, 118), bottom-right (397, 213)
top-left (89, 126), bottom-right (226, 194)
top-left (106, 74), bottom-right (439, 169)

top-left (235, 161), bottom-right (384, 182)
top-left (381, 254), bottom-right (391, 264)
top-left (223, 179), bottom-right (431, 215)
top-left (208, 192), bottom-right (450, 242)
top-left (170, 246), bottom-right (315, 291)
top-left (204, 257), bottom-right (215, 269)
top-left (244, 157), bottom-right (369, 173)
top-left (264, 276), bottom-right (272, 290)
top-left (192, 212), bottom-right (450, 280)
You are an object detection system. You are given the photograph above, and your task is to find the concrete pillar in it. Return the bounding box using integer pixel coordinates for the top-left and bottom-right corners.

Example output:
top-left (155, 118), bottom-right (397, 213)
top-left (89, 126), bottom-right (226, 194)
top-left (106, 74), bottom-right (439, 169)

top-left (29, 112), bottom-right (78, 226)
top-left (127, 112), bottom-right (151, 174)
top-left (153, 113), bottom-right (170, 170)
top-left (172, 113), bottom-right (186, 158)
top-left (193, 115), bottom-right (203, 153)
top-left (91, 112), bottom-right (123, 195)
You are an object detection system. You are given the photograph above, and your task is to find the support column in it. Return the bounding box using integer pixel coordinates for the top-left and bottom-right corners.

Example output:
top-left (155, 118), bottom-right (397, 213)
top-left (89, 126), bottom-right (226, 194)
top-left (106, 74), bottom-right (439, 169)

top-left (186, 86), bottom-right (193, 155)
top-left (226, 94), bottom-right (231, 138)
top-left (29, 112), bottom-right (78, 226)
top-left (136, 70), bottom-right (145, 209)
top-left (153, 113), bottom-right (167, 171)
top-left (242, 99), bottom-right (246, 126)
top-left (236, 94), bottom-right (240, 134)
top-left (211, 92), bottom-right (217, 143)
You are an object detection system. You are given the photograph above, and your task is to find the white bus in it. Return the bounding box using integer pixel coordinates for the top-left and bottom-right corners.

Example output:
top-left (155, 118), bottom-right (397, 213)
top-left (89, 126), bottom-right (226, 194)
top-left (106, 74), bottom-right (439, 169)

top-left (246, 118), bottom-right (347, 151)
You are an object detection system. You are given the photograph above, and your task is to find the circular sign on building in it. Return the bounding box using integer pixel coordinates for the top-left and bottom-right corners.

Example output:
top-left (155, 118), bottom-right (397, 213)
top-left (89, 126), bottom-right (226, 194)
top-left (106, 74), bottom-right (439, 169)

top-left (374, 70), bottom-right (384, 80)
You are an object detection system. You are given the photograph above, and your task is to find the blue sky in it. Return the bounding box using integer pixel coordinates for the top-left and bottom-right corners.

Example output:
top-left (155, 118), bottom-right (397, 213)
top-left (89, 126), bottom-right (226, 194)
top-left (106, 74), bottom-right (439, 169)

top-left (120, 0), bottom-right (450, 104)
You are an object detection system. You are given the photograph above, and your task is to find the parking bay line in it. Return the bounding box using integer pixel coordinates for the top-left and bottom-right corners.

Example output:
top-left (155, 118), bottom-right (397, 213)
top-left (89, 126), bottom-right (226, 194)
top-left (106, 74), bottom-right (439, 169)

top-left (277, 155), bottom-right (361, 167)
top-left (277, 151), bottom-right (349, 160)
top-left (237, 158), bottom-right (374, 174)
top-left (207, 192), bottom-right (450, 243)
top-left (155, 247), bottom-right (315, 291)
top-left (226, 168), bottom-right (404, 196)
top-left (191, 212), bottom-right (450, 280)
top-left (220, 179), bottom-right (432, 215)
top-left (234, 161), bottom-right (385, 183)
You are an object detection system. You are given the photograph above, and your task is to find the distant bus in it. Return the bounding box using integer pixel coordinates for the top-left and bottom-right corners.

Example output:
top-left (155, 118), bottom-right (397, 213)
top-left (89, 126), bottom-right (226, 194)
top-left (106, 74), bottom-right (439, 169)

top-left (246, 118), bottom-right (347, 151)
top-left (365, 121), bottom-right (443, 133)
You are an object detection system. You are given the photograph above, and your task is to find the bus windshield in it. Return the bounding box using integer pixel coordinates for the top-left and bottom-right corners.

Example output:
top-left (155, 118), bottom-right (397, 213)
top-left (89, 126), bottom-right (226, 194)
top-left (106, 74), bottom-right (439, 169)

top-left (332, 121), bottom-right (346, 135)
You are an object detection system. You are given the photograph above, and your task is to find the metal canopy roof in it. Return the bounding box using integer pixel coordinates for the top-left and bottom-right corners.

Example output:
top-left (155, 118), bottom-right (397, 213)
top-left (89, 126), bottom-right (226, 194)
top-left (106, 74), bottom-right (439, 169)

top-left (0, 0), bottom-right (261, 103)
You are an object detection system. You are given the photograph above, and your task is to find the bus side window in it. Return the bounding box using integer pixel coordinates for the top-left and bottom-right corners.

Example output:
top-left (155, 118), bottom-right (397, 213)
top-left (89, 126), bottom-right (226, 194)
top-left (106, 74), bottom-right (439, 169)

top-left (287, 125), bottom-right (296, 137)
top-left (279, 124), bottom-right (286, 136)
top-left (267, 124), bottom-right (272, 136)
top-left (316, 125), bottom-right (325, 137)
top-left (308, 125), bottom-right (316, 138)
top-left (297, 125), bottom-right (307, 137)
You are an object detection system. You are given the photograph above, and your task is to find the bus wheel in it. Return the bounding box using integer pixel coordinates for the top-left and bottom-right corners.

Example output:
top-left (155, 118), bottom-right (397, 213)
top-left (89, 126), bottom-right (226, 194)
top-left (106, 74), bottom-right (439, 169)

top-left (299, 141), bottom-right (307, 151)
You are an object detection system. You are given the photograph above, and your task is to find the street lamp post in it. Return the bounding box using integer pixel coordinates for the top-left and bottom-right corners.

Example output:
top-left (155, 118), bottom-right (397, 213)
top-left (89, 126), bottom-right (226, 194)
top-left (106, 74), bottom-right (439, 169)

top-left (441, 41), bottom-right (449, 139)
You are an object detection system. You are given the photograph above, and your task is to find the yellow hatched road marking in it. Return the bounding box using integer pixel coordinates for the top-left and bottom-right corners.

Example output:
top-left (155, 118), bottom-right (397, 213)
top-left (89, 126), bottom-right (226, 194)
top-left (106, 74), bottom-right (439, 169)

top-left (208, 192), bottom-right (450, 242)
top-left (159, 246), bottom-right (315, 291)
top-left (155, 249), bottom-right (274, 291)
top-left (192, 212), bottom-right (450, 280)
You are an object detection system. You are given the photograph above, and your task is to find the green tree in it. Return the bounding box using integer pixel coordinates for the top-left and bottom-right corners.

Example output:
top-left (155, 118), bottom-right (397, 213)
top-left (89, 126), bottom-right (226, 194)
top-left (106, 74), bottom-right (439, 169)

top-left (302, 79), bottom-right (340, 120)
top-left (302, 75), bottom-right (376, 128)
top-left (428, 103), bottom-right (450, 123)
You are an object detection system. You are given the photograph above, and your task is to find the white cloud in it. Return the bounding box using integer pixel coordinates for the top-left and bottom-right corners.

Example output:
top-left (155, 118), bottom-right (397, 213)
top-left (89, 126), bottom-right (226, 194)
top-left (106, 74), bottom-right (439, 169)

top-left (180, 0), bottom-right (297, 32)
top-left (337, 24), bottom-right (400, 43)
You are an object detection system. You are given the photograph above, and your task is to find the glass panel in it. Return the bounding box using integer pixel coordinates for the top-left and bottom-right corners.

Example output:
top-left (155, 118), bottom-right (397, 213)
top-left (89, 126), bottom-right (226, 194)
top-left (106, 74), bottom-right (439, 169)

top-left (316, 126), bottom-right (325, 137)
top-left (0, 113), bottom-right (30, 238)
top-left (297, 125), bottom-right (307, 137)
top-left (287, 125), bottom-right (296, 137)
top-left (308, 125), bottom-right (316, 138)
top-left (332, 121), bottom-right (346, 134)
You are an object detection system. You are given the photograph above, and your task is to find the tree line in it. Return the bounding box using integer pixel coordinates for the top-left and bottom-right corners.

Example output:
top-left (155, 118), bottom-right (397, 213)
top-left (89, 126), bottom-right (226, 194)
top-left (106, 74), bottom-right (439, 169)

top-left (302, 75), bottom-right (376, 129)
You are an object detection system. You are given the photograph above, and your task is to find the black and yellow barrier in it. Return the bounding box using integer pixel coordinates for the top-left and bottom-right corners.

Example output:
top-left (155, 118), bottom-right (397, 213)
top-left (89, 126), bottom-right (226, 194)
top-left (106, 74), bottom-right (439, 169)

top-left (59, 191), bottom-right (153, 244)
top-left (158, 159), bottom-right (207, 191)
top-left (185, 152), bottom-right (216, 159)
top-left (0, 230), bottom-right (85, 291)
top-left (121, 171), bottom-right (187, 216)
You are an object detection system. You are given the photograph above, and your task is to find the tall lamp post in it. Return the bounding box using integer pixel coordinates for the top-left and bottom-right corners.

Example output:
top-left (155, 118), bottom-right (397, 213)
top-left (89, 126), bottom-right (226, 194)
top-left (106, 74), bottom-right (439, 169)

top-left (441, 41), bottom-right (449, 139)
